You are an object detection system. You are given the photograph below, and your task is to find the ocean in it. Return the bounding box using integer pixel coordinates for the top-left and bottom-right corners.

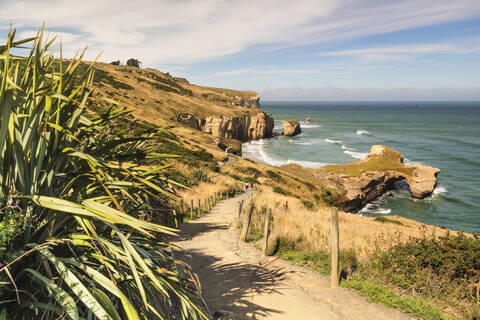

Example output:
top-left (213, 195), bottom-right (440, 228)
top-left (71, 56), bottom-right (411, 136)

top-left (242, 101), bottom-right (480, 233)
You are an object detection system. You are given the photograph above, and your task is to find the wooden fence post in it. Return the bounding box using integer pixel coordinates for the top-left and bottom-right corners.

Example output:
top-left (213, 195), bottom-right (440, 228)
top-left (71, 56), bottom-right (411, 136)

top-left (240, 204), bottom-right (254, 242)
top-left (198, 199), bottom-right (201, 215)
top-left (262, 208), bottom-right (271, 257)
top-left (214, 192), bottom-right (217, 202)
top-left (221, 189), bottom-right (223, 198)
top-left (237, 200), bottom-right (244, 220)
top-left (331, 207), bottom-right (340, 288)
top-left (190, 200), bottom-right (194, 219)
top-left (204, 198), bottom-right (208, 212)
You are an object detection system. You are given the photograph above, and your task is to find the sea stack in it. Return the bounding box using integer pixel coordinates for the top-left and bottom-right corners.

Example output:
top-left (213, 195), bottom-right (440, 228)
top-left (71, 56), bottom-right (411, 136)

top-left (283, 120), bottom-right (301, 136)
top-left (305, 117), bottom-right (312, 124)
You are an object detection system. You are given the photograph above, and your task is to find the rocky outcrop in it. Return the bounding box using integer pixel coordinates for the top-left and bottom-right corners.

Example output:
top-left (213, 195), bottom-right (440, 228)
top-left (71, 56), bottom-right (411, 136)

top-left (317, 145), bottom-right (440, 212)
top-left (232, 94), bottom-right (261, 108)
top-left (283, 120), bottom-right (301, 136)
top-left (305, 117), bottom-right (312, 124)
top-left (177, 113), bottom-right (199, 130)
top-left (177, 112), bottom-right (274, 141)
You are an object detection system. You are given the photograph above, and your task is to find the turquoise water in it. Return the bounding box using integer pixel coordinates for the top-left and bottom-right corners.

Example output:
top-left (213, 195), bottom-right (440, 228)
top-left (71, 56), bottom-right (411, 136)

top-left (242, 101), bottom-right (480, 233)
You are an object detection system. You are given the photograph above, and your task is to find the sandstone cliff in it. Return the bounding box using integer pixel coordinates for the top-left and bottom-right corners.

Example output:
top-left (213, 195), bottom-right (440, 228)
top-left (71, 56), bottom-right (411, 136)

top-left (177, 111), bottom-right (274, 141)
top-left (316, 145), bottom-right (440, 212)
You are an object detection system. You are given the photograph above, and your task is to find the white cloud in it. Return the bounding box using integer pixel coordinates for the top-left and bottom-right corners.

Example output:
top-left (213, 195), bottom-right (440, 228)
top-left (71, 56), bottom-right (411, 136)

top-left (1, 0), bottom-right (480, 66)
top-left (324, 43), bottom-right (480, 61)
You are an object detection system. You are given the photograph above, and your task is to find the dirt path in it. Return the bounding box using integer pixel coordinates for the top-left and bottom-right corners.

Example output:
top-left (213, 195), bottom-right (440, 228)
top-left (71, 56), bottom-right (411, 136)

top-left (173, 192), bottom-right (413, 320)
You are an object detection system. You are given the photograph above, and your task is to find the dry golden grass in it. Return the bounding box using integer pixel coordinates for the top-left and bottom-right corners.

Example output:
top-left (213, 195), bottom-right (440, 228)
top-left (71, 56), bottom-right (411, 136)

top-left (250, 186), bottom-right (452, 260)
top-left (177, 174), bottom-right (243, 212)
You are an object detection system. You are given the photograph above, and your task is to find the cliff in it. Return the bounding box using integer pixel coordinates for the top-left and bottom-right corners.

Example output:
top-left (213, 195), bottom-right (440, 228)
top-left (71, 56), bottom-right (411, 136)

top-left (85, 62), bottom-right (273, 141)
top-left (316, 145), bottom-right (440, 212)
top-left (177, 112), bottom-right (274, 141)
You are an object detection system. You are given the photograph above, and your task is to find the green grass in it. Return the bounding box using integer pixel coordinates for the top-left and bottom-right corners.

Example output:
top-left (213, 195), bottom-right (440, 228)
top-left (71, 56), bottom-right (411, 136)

top-left (374, 216), bottom-right (404, 225)
top-left (343, 277), bottom-right (450, 320)
top-left (273, 186), bottom-right (287, 195)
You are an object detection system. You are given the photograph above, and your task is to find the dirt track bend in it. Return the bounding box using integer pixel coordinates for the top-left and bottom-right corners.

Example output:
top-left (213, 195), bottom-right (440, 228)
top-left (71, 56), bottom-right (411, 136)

top-left (173, 191), bottom-right (413, 320)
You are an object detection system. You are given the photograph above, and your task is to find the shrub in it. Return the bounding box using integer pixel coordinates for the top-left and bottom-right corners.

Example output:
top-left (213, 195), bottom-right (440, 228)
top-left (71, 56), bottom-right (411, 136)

top-left (302, 200), bottom-right (315, 210)
top-left (374, 216), bottom-right (403, 225)
top-left (362, 231), bottom-right (480, 318)
top-left (273, 186), bottom-right (287, 195)
top-left (266, 170), bottom-right (282, 182)
top-left (190, 169), bottom-right (211, 185)
top-left (320, 188), bottom-right (334, 206)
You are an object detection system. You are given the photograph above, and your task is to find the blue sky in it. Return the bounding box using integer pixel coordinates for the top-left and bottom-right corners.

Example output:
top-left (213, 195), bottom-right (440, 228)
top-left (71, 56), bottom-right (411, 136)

top-left (2, 0), bottom-right (480, 100)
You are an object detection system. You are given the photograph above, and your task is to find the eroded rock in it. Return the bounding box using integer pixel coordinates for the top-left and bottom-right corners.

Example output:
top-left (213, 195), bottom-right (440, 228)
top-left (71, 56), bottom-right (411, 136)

top-left (317, 145), bottom-right (440, 212)
top-left (283, 120), bottom-right (301, 136)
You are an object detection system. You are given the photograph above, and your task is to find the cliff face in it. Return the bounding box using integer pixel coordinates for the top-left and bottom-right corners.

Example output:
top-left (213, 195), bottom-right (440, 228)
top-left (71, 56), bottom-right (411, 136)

top-left (177, 111), bottom-right (274, 141)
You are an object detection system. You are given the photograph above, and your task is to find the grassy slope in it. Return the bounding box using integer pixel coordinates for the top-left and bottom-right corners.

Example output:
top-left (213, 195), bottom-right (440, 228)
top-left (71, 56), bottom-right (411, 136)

top-left (85, 62), bottom-right (261, 126)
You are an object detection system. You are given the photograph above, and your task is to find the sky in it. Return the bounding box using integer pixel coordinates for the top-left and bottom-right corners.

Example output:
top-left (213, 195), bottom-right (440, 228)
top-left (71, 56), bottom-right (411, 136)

top-left (1, 0), bottom-right (480, 100)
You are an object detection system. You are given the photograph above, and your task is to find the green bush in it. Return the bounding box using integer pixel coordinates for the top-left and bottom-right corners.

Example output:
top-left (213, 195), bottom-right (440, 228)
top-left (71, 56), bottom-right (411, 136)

top-left (266, 170), bottom-right (282, 182)
top-left (302, 200), bottom-right (315, 210)
top-left (362, 231), bottom-right (480, 319)
top-left (190, 169), bottom-right (211, 185)
top-left (374, 216), bottom-right (404, 225)
top-left (273, 186), bottom-right (287, 195)
top-left (320, 188), bottom-right (334, 206)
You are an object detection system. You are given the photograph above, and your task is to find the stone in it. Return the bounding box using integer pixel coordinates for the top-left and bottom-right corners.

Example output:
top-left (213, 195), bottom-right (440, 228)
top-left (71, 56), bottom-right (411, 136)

top-left (176, 113), bottom-right (199, 130)
top-left (215, 139), bottom-right (227, 151)
top-left (283, 120), bottom-right (301, 136)
top-left (213, 310), bottom-right (237, 320)
top-left (305, 117), bottom-right (312, 123)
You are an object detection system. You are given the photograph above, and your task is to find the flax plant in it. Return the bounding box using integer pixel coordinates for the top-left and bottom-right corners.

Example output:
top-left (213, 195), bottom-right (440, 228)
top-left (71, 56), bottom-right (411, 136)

top-left (0, 27), bottom-right (209, 320)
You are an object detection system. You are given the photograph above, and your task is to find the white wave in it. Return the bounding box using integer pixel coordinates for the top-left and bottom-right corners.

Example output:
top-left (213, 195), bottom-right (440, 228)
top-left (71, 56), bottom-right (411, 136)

top-left (359, 203), bottom-right (391, 215)
top-left (343, 150), bottom-right (368, 159)
top-left (356, 129), bottom-right (371, 136)
top-left (341, 145), bottom-right (354, 151)
top-left (242, 140), bottom-right (327, 168)
top-left (404, 158), bottom-right (425, 166)
top-left (285, 160), bottom-right (327, 168)
top-left (290, 138), bottom-right (325, 146)
top-left (299, 122), bottom-right (322, 128)
top-left (325, 138), bottom-right (343, 144)
top-left (293, 141), bottom-right (315, 146)
top-left (433, 186), bottom-right (448, 196)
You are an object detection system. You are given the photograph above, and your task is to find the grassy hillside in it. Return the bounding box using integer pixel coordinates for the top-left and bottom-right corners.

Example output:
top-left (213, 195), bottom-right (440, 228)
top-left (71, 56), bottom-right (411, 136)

top-left (80, 62), bottom-right (261, 127)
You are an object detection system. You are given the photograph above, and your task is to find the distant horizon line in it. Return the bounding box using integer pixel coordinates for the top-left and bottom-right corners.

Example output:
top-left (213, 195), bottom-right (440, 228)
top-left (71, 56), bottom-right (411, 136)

top-left (261, 100), bottom-right (480, 103)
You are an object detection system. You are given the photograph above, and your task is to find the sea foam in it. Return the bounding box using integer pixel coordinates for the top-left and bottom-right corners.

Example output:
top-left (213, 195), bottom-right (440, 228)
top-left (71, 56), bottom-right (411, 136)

top-left (325, 138), bottom-right (343, 144)
top-left (433, 186), bottom-right (448, 196)
top-left (242, 140), bottom-right (327, 168)
top-left (356, 129), bottom-right (371, 136)
top-left (343, 149), bottom-right (368, 159)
